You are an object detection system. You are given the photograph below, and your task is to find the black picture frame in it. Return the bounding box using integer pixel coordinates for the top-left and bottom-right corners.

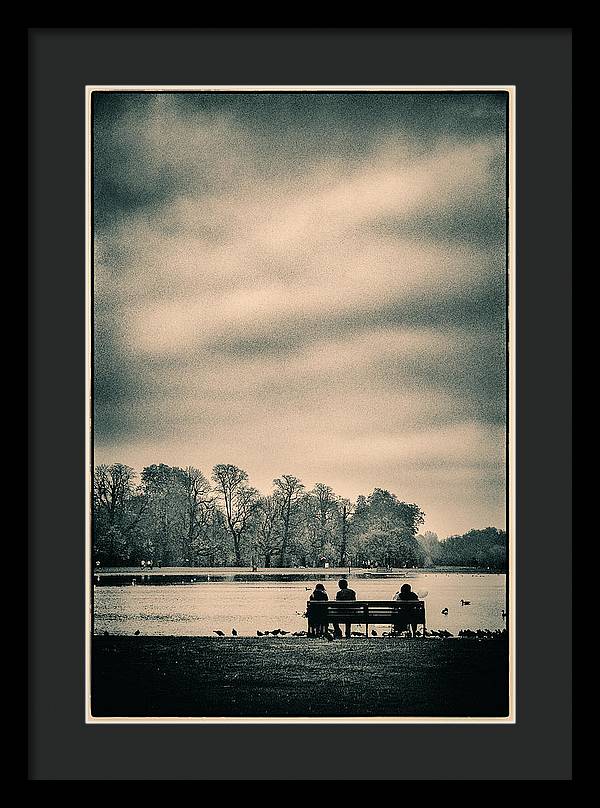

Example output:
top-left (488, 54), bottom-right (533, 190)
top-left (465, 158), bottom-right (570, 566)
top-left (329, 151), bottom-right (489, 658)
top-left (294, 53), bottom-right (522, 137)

top-left (29, 28), bottom-right (572, 780)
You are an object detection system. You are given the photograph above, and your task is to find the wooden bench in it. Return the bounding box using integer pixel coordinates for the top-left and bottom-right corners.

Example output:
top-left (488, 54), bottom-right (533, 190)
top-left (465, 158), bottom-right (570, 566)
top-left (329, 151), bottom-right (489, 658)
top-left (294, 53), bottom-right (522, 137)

top-left (306, 600), bottom-right (426, 636)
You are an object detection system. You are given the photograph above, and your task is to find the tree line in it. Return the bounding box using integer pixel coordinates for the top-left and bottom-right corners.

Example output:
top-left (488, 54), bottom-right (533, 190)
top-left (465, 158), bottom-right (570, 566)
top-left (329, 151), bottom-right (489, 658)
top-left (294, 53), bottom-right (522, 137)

top-left (92, 462), bottom-right (506, 570)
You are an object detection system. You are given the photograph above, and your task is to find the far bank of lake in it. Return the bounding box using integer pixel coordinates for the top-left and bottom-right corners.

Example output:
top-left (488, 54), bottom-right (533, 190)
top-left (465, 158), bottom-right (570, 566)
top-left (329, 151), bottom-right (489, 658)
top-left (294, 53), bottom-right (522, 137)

top-left (93, 565), bottom-right (506, 585)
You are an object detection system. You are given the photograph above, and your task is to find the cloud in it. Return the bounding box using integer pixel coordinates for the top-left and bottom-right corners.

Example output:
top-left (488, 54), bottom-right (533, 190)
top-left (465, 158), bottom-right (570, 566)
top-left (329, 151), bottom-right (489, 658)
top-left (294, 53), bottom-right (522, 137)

top-left (93, 91), bottom-right (507, 537)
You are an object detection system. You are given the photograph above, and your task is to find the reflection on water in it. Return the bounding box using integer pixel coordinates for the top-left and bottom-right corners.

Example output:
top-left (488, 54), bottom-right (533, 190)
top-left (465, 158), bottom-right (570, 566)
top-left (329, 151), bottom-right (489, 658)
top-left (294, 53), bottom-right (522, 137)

top-left (94, 574), bottom-right (507, 636)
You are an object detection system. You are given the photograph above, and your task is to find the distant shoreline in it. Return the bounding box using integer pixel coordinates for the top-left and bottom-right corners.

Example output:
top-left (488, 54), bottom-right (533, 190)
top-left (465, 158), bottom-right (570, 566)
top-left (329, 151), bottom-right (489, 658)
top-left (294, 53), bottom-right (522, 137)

top-left (92, 566), bottom-right (506, 585)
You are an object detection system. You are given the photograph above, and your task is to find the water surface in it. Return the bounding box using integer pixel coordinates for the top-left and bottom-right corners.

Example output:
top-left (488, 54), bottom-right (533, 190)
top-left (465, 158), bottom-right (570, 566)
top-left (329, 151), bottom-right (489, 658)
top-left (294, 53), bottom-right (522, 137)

top-left (93, 573), bottom-right (506, 636)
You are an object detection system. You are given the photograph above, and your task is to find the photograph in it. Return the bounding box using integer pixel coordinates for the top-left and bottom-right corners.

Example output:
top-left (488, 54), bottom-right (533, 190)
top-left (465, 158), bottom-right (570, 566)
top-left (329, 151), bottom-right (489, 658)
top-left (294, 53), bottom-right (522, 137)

top-left (87, 86), bottom-right (514, 722)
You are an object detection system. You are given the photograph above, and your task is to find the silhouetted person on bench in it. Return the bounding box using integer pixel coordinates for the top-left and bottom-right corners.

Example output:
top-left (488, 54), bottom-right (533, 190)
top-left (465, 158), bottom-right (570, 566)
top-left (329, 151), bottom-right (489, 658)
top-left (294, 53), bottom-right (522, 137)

top-left (393, 583), bottom-right (419, 636)
top-left (333, 579), bottom-right (357, 638)
top-left (309, 583), bottom-right (329, 636)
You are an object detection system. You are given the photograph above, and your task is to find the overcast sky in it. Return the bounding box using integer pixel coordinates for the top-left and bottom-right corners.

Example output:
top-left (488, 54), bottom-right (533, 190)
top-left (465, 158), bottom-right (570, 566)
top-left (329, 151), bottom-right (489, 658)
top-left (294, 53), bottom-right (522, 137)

top-left (93, 91), bottom-right (507, 538)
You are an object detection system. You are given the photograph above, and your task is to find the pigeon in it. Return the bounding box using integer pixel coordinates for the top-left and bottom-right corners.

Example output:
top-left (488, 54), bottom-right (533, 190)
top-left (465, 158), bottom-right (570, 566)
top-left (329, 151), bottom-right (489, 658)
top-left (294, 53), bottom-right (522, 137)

top-left (134, 630), bottom-right (140, 636)
top-left (213, 630), bottom-right (225, 636)
top-left (232, 629), bottom-right (238, 636)
top-left (441, 608), bottom-right (449, 615)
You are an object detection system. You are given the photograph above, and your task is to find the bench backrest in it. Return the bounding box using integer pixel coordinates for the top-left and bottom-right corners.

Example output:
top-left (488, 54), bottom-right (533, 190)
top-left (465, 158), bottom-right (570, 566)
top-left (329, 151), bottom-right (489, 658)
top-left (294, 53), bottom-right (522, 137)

top-left (306, 599), bottom-right (425, 624)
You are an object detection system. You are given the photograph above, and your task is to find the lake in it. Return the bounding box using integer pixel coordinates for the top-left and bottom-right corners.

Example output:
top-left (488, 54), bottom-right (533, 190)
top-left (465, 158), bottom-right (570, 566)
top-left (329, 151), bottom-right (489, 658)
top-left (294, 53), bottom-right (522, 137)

top-left (93, 573), bottom-right (507, 636)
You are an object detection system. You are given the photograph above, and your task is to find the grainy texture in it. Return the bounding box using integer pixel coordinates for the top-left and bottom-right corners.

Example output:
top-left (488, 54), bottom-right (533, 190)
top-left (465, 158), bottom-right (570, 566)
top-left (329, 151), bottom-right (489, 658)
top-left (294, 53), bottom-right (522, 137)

top-left (92, 636), bottom-right (509, 718)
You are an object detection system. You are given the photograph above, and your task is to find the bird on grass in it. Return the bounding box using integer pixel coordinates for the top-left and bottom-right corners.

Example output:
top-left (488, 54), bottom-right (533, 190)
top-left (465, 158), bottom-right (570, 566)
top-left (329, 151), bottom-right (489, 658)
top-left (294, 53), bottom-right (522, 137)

top-left (213, 630), bottom-right (225, 637)
top-left (232, 629), bottom-right (238, 636)
top-left (460, 599), bottom-right (471, 606)
top-left (441, 607), bottom-right (449, 615)
top-left (134, 630), bottom-right (140, 636)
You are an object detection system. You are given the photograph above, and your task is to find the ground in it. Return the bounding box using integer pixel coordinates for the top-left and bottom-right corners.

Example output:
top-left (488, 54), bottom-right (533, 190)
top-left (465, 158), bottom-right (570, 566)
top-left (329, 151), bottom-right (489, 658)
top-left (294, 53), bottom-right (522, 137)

top-left (91, 636), bottom-right (509, 718)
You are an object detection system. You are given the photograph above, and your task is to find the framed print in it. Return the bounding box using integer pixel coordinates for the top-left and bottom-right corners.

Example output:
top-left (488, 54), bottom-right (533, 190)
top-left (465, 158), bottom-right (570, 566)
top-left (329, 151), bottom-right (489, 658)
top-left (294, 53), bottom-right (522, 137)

top-left (86, 85), bottom-right (515, 724)
top-left (29, 28), bottom-right (572, 780)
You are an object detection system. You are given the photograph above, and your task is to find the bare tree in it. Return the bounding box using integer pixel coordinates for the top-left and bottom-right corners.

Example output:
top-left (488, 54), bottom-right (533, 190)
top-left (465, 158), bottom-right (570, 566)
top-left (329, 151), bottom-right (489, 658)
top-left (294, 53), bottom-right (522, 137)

top-left (94, 463), bottom-right (137, 526)
top-left (212, 464), bottom-right (258, 565)
top-left (312, 482), bottom-right (336, 555)
top-left (180, 466), bottom-right (213, 564)
top-left (273, 474), bottom-right (305, 566)
top-left (337, 497), bottom-right (354, 566)
top-left (93, 464), bottom-right (147, 561)
top-left (255, 495), bottom-right (281, 567)
top-left (140, 464), bottom-right (186, 565)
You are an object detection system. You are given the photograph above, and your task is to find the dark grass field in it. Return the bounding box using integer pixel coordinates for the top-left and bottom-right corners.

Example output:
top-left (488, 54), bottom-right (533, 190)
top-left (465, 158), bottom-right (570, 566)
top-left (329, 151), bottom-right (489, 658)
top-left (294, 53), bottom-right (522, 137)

top-left (92, 636), bottom-right (509, 719)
